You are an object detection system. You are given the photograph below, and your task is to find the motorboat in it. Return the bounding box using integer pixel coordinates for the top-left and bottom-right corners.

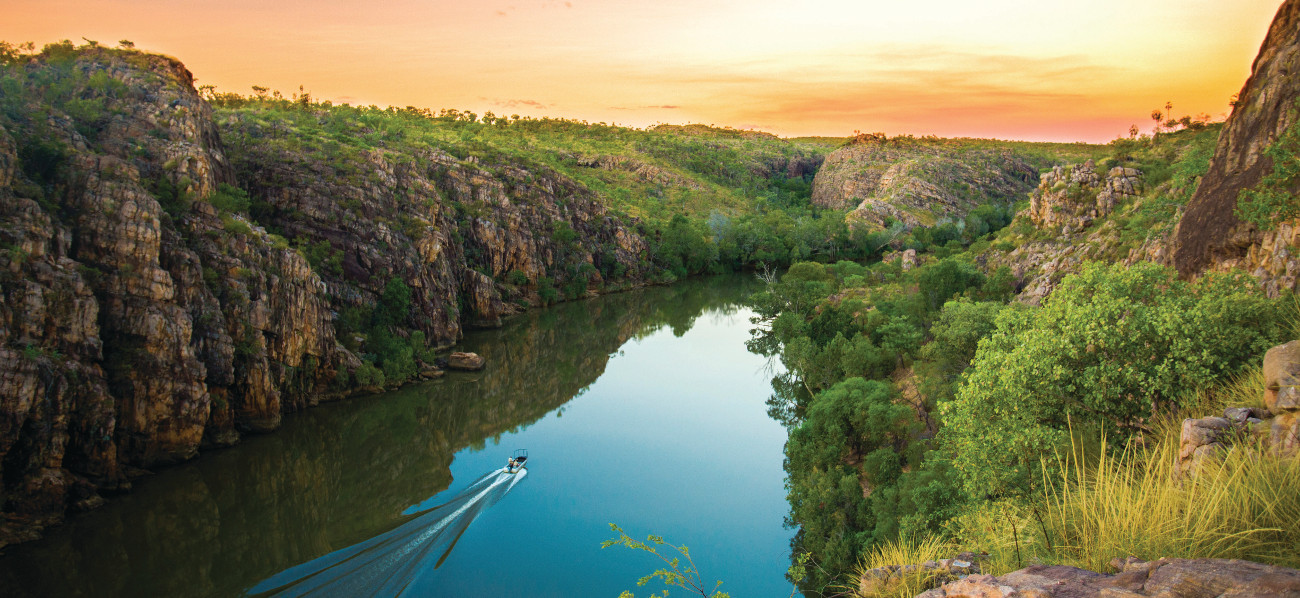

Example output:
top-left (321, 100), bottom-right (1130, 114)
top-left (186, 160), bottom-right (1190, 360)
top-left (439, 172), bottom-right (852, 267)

top-left (506, 449), bottom-right (528, 473)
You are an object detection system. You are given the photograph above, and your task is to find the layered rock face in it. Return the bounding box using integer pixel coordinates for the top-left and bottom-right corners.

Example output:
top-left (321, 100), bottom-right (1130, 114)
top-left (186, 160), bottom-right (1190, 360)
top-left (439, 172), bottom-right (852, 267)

top-left (0, 47), bottom-right (653, 544)
top-left (1027, 160), bottom-right (1143, 234)
top-left (811, 136), bottom-right (1040, 229)
top-left (1172, 0), bottom-right (1300, 288)
top-left (221, 122), bottom-right (652, 341)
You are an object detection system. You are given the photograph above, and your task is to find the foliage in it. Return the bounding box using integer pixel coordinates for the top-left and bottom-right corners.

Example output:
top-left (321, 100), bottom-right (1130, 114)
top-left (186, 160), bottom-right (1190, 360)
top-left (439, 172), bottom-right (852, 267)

top-left (208, 182), bottom-right (251, 214)
top-left (920, 299), bottom-right (1013, 382)
top-left (915, 258), bottom-right (985, 312)
top-left (785, 378), bottom-right (916, 589)
top-left (941, 262), bottom-right (1282, 500)
top-left (1238, 100), bottom-right (1300, 230)
top-left (603, 524), bottom-right (730, 598)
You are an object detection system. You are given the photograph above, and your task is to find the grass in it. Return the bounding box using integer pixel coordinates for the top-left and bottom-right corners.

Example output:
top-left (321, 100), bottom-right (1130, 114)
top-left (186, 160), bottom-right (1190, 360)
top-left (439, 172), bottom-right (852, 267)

top-left (854, 413), bottom-right (1300, 595)
top-left (1041, 434), bottom-right (1300, 572)
top-left (852, 535), bottom-right (956, 598)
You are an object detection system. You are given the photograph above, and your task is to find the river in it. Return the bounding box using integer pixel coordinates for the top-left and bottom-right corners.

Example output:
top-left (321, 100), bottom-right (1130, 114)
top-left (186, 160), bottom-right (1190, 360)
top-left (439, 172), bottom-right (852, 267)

top-left (0, 274), bottom-right (794, 597)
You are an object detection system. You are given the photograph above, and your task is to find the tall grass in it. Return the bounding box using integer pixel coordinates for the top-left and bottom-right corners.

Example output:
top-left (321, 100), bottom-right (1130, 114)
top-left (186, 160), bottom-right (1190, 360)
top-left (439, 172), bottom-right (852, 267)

top-left (852, 535), bottom-right (955, 598)
top-left (1041, 434), bottom-right (1300, 572)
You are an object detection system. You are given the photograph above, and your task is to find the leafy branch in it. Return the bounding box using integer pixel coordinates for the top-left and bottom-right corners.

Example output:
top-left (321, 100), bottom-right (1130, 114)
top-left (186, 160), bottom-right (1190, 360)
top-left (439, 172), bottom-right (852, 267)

top-left (602, 523), bottom-right (730, 598)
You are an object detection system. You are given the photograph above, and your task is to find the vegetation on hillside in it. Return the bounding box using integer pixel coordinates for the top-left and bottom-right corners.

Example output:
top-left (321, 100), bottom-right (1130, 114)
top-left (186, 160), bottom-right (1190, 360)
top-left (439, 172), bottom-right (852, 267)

top-left (751, 122), bottom-right (1300, 596)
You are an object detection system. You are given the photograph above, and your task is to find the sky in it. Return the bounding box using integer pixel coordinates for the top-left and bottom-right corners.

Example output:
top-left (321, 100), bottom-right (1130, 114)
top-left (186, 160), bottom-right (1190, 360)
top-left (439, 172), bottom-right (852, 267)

top-left (1, 0), bottom-right (1285, 142)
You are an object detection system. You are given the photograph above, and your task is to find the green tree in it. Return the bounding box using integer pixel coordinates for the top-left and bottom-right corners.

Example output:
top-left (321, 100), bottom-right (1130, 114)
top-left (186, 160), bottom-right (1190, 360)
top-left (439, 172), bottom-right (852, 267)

top-left (785, 378), bottom-right (916, 588)
top-left (916, 258), bottom-right (985, 313)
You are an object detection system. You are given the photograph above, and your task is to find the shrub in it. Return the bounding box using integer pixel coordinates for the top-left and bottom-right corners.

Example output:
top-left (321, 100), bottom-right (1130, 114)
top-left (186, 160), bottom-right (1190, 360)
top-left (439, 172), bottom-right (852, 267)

top-left (1237, 100), bottom-right (1300, 230)
top-left (504, 269), bottom-right (529, 286)
top-left (222, 214), bottom-right (252, 235)
top-left (208, 183), bottom-right (251, 214)
top-left (941, 262), bottom-right (1282, 499)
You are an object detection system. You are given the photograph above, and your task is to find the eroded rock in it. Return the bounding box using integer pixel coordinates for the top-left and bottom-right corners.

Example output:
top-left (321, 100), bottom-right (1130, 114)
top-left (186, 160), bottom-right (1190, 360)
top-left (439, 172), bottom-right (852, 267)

top-left (1026, 161), bottom-right (1143, 234)
top-left (1264, 340), bottom-right (1300, 413)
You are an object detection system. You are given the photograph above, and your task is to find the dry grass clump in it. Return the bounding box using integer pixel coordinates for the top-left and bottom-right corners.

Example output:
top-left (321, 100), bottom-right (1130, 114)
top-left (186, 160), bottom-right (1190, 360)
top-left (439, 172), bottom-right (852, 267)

top-left (1041, 434), bottom-right (1300, 572)
top-left (852, 535), bottom-right (955, 598)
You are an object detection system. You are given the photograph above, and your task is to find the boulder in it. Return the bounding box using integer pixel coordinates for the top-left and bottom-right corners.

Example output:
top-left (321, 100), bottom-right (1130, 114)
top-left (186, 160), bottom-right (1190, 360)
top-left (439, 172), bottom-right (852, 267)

top-left (901, 249), bottom-right (919, 271)
top-left (1263, 340), bottom-right (1300, 413)
top-left (1272, 413), bottom-right (1300, 456)
top-left (1176, 416), bottom-right (1235, 475)
top-left (447, 351), bottom-right (486, 371)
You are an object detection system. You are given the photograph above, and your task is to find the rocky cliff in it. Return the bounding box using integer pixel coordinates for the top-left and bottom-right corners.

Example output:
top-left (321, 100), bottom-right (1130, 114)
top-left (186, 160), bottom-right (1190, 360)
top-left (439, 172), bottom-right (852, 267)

top-left (1172, 0), bottom-right (1300, 290)
top-left (811, 135), bottom-right (1044, 230)
top-left (0, 45), bottom-right (655, 545)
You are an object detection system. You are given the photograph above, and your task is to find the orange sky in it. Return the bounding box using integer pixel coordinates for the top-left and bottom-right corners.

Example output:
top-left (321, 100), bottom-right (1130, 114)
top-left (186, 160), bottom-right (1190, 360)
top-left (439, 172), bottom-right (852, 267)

top-left (1, 0), bottom-right (1284, 142)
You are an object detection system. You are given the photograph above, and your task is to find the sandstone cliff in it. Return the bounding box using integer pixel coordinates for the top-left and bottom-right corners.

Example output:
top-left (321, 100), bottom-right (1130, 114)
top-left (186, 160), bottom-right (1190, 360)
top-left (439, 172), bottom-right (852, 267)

top-left (1172, 0), bottom-right (1300, 291)
top-left (0, 45), bottom-right (656, 545)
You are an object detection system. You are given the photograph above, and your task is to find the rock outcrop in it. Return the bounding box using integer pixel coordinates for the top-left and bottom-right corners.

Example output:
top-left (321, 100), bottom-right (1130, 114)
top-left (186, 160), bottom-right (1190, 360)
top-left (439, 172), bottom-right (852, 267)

top-left (811, 135), bottom-right (1040, 230)
top-left (917, 558), bottom-right (1300, 598)
top-left (1172, 0), bottom-right (1300, 289)
top-left (1027, 160), bottom-right (1143, 234)
top-left (1177, 339), bottom-right (1300, 475)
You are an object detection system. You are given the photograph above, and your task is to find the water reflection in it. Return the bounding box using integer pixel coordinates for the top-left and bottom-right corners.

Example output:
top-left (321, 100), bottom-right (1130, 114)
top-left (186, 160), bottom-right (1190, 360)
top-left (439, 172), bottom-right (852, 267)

top-left (248, 467), bottom-right (528, 597)
top-left (0, 275), bottom-right (762, 598)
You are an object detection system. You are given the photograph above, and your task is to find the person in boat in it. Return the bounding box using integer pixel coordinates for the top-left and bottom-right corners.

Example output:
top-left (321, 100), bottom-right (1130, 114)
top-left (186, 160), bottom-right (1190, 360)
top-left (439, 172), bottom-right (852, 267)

top-left (507, 457), bottom-right (516, 471)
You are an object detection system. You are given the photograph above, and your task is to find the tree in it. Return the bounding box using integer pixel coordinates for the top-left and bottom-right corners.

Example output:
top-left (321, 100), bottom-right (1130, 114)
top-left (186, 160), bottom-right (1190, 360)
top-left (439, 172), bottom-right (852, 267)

top-left (785, 378), bottom-right (916, 588)
top-left (915, 258), bottom-right (985, 313)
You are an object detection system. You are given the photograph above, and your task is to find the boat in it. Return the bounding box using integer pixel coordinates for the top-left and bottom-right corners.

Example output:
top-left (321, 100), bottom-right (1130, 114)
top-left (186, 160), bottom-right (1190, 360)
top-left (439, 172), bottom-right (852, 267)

top-left (506, 449), bottom-right (528, 473)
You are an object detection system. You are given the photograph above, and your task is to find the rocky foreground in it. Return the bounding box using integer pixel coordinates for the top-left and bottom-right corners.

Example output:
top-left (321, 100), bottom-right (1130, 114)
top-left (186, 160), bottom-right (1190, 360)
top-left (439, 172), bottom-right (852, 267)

top-left (921, 558), bottom-right (1300, 598)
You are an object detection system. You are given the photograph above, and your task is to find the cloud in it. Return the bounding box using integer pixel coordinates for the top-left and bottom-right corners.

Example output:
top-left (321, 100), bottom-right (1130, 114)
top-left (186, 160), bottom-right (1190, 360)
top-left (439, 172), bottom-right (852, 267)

top-left (608, 104), bottom-right (681, 110)
top-left (491, 98), bottom-right (550, 109)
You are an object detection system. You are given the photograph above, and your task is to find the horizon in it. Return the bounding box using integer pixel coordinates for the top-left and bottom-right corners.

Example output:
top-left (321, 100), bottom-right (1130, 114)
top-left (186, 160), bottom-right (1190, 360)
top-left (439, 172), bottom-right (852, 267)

top-left (2, 0), bottom-right (1284, 144)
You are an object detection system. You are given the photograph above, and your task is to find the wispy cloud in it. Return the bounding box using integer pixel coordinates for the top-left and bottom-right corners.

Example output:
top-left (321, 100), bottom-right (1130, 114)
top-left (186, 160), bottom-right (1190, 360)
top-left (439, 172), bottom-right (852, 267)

top-left (489, 98), bottom-right (550, 109)
top-left (609, 104), bottom-right (681, 110)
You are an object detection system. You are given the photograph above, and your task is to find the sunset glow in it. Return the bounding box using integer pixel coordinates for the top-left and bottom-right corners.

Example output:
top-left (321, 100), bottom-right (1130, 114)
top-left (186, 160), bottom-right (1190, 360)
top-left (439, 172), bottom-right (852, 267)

top-left (3, 0), bottom-right (1283, 142)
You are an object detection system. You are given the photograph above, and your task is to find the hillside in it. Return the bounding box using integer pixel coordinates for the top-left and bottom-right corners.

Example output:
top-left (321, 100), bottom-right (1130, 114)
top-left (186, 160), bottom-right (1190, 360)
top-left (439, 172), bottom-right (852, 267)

top-left (812, 134), bottom-right (1101, 230)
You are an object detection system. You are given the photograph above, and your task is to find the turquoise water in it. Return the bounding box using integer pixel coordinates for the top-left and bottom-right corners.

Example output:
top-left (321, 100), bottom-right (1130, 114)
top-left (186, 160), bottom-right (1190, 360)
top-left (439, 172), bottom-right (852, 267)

top-left (0, 275), bottom-right (793, 597)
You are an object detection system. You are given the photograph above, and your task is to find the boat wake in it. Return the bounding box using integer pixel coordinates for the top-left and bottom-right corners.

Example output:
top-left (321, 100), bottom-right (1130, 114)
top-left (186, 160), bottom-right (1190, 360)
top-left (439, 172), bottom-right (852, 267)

top-left (246, 467), bottom-right (528, 597)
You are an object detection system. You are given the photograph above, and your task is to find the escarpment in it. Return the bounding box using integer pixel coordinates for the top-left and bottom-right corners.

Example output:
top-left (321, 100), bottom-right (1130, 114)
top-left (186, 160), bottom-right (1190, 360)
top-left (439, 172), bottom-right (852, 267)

top-left (0, 46), bottom-right (654, 545)
top-left (1172, 0), bottom-right (1300, 286)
